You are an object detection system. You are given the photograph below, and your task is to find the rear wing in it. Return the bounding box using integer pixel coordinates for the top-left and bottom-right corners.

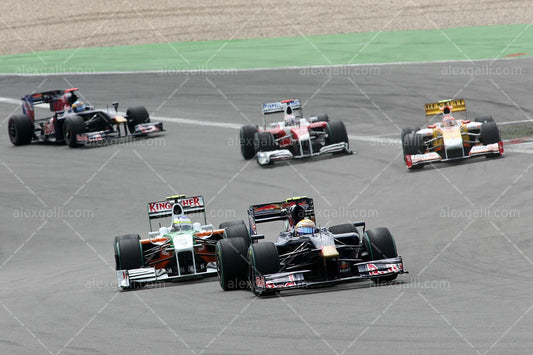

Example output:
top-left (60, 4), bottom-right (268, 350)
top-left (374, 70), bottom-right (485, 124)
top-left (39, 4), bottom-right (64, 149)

top-left (248, 196), bottom-right (315, 235)
top-left (424, 99), bottom-right (466, 116)
top-left (261, 99), bottom-right (302, 115)
top-left (261, 99), bottom-right (303, 129)
top-left (21, 88), bottom-right (79, 118)
top-left (147, 195), bottom-right (207, 230)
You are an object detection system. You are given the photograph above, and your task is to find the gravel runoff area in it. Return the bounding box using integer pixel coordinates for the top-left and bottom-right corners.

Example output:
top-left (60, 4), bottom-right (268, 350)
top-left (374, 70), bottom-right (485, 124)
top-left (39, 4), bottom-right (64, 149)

top-left (0, 0), bottom-right (532, 56)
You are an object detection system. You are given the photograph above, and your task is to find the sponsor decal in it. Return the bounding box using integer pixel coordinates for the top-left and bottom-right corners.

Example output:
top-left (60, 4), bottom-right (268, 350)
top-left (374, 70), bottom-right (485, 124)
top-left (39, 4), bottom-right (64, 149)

top-left (149, 201), bottom-right (173, 213)
top-left (180, 196), bottom-right (203, 207)
top-left (255, 276), bottom-right (265, 288)
top-left (367, 263), bottom-right (401, 276)
top-left (76, 134), bottom-right (88, 142)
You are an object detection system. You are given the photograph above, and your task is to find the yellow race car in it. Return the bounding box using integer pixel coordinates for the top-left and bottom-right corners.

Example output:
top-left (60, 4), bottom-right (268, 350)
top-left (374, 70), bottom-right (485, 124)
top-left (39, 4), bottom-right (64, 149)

top-left (401, 99), bottom-right (503, 169)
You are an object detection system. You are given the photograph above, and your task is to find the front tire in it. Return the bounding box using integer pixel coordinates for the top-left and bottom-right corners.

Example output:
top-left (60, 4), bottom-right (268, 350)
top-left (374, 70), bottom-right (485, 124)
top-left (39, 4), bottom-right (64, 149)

top-left (254, 131), bottom-right (275, 152)
top-left (8, 114), bottom-right (34, 146)
top-left (63, 116), bottom-right (86, 147)
top-left (126, 106), bottom-right (150, 133)
top-left (326, 120), bottom-right (349, 147)
top-left (216, 238), bottom-right (249, 290)
top-left (363, 228), bottom-right (398, 283)
top-left (240, 125), bottom-right (258, 159)
top-left (248, 242), bottom-right (280, 296)
top-left (114, 234), bottom-right (143, 270)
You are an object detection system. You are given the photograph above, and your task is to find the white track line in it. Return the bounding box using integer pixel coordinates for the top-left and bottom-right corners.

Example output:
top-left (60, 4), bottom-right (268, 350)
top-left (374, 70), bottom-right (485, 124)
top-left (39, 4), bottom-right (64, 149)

top-left (0, 56), bottom-right (530, 76)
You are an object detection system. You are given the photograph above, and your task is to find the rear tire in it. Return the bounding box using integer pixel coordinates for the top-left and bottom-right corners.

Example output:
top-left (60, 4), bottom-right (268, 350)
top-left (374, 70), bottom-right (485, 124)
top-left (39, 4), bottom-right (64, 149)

top-left (328, 223), bottom-right (357, 234)
top-left (114, 234), bottom-right (143, 270)
top-left (326, 120), bottom-right (349, 147)
top-left (475, 115), bottom-right (494, 124)
top-left (126, 106), bottom-right (150, 134)
top-left (219, 220), bottom-right (245, 229)
top-left (240, 125), bottom-right (258, 159)
top-left (329, 223), bottom-right (359, 245)
top-left (63, 115), bottom-right (86, 147)
top-left (216, 238), bottom-right (249, 290)
top-left (254, 131), bottom-right (276, 152)
top-left (248, 242), bottom-right (280, 296)
top-left (224, 223), bottom-right (250, 248)
top-left (316, 114), bottom-right (329, 122)
top-left (363, 228), bottom-right (398, 283)
top-left (401, 127), bottom-right (420, 142)
top-left (8, 114), bottom-right (34, 146)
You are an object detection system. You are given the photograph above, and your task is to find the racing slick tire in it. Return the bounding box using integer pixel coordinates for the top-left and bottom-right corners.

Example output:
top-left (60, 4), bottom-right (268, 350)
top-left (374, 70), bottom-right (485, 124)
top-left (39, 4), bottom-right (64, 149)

top-left (329, 223), bottom-right (359, 245)
top-left (240, 125), bottom-right (258, 159)
top-left (480, 122), bottom-right (500, 145)
top-left (363, 228), bottom-right (398, 283)
top-left (254, 131), bottom-right (276, 152)
top-left (401, 127), bottom-right (420, 142)
top-left (480, 121), bottom-right (502, 158)
top-left (8, 114), bottom-right (34, 146)
top-left (219, 220), bottom-right (246, 229)
top-left (63, 115), bottom-right (86, 148)
top-left (126, 106), bottom-right (150, 134)
top-left (216, 238), bottom-right (249, 290)
top-left (248, 242), bottom-right (280, 296)
top-left (475, 115), bottom-right (494, 124)
top-left (402, 133), bottom-right (425, 155)
top-left (114, 234), bottom-right (143, 270)
top-left (326, 120), bottom-right (349, 147)
top-left (224, 223), bottom-right (250, 248)
top-left (316, 114), bottom-right (329, 122)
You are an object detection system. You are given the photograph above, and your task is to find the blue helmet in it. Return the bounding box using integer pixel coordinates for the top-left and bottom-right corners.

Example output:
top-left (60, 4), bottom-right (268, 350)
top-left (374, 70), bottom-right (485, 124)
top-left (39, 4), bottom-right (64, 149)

top-left (72, 100), bottom-right (85, 113)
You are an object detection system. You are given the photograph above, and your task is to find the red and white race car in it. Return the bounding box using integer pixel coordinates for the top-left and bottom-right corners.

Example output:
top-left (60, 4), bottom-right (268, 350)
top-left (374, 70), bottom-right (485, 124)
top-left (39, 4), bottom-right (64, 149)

top-left (401, 99), bottom-right (503, 169)
top-left (239, 99), bottom-right (351, 166)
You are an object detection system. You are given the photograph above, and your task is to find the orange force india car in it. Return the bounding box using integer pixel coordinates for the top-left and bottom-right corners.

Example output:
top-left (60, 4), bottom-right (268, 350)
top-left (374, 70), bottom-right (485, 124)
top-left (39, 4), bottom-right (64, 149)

top-left (401, 99), bottom-right (503, 169)
top-left (114, 195), bottom-right (252, 289)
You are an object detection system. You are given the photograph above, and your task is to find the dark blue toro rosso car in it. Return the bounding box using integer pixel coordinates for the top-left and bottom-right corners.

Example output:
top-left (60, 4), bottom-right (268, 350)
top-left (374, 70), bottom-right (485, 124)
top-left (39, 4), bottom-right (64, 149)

top-left (7, 88), bottom-right (164, 147)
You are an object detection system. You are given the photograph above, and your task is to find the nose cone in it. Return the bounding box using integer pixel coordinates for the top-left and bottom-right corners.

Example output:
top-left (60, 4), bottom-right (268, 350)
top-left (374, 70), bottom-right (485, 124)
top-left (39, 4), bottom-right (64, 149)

top-left (321, 245), bottom-right (339, 258)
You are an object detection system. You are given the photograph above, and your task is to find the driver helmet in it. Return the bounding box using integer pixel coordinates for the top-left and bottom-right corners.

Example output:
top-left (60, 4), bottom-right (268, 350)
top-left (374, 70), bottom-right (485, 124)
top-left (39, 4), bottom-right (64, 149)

top-left (284, 106), bottom-right (297, 126)
top-left (295, 218), bottom-right (315, 236)
top-left (442, 115), bottom-right (455, 127)
top-left (172, 215), bottom-right (193, 232)
top-left (72, 100), bottom-right (85, 113)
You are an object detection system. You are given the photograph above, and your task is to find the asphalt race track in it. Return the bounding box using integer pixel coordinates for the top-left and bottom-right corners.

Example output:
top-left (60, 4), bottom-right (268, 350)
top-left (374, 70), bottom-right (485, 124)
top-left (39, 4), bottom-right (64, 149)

top-left (2, 58), bottom-right (533, 354)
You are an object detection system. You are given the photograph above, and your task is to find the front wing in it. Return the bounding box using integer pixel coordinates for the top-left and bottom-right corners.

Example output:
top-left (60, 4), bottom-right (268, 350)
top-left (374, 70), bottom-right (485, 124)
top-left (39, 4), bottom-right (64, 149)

top-left (117, 265), bottom-right (216, 288)
top-left (252, 257), bottom-right (405, 292)
top-left (256, 142), bottom-right (350, 166)
top-left (75, 121), bottom-right (164, 145)
top-left (405, 141), bottom-right (503, 168)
